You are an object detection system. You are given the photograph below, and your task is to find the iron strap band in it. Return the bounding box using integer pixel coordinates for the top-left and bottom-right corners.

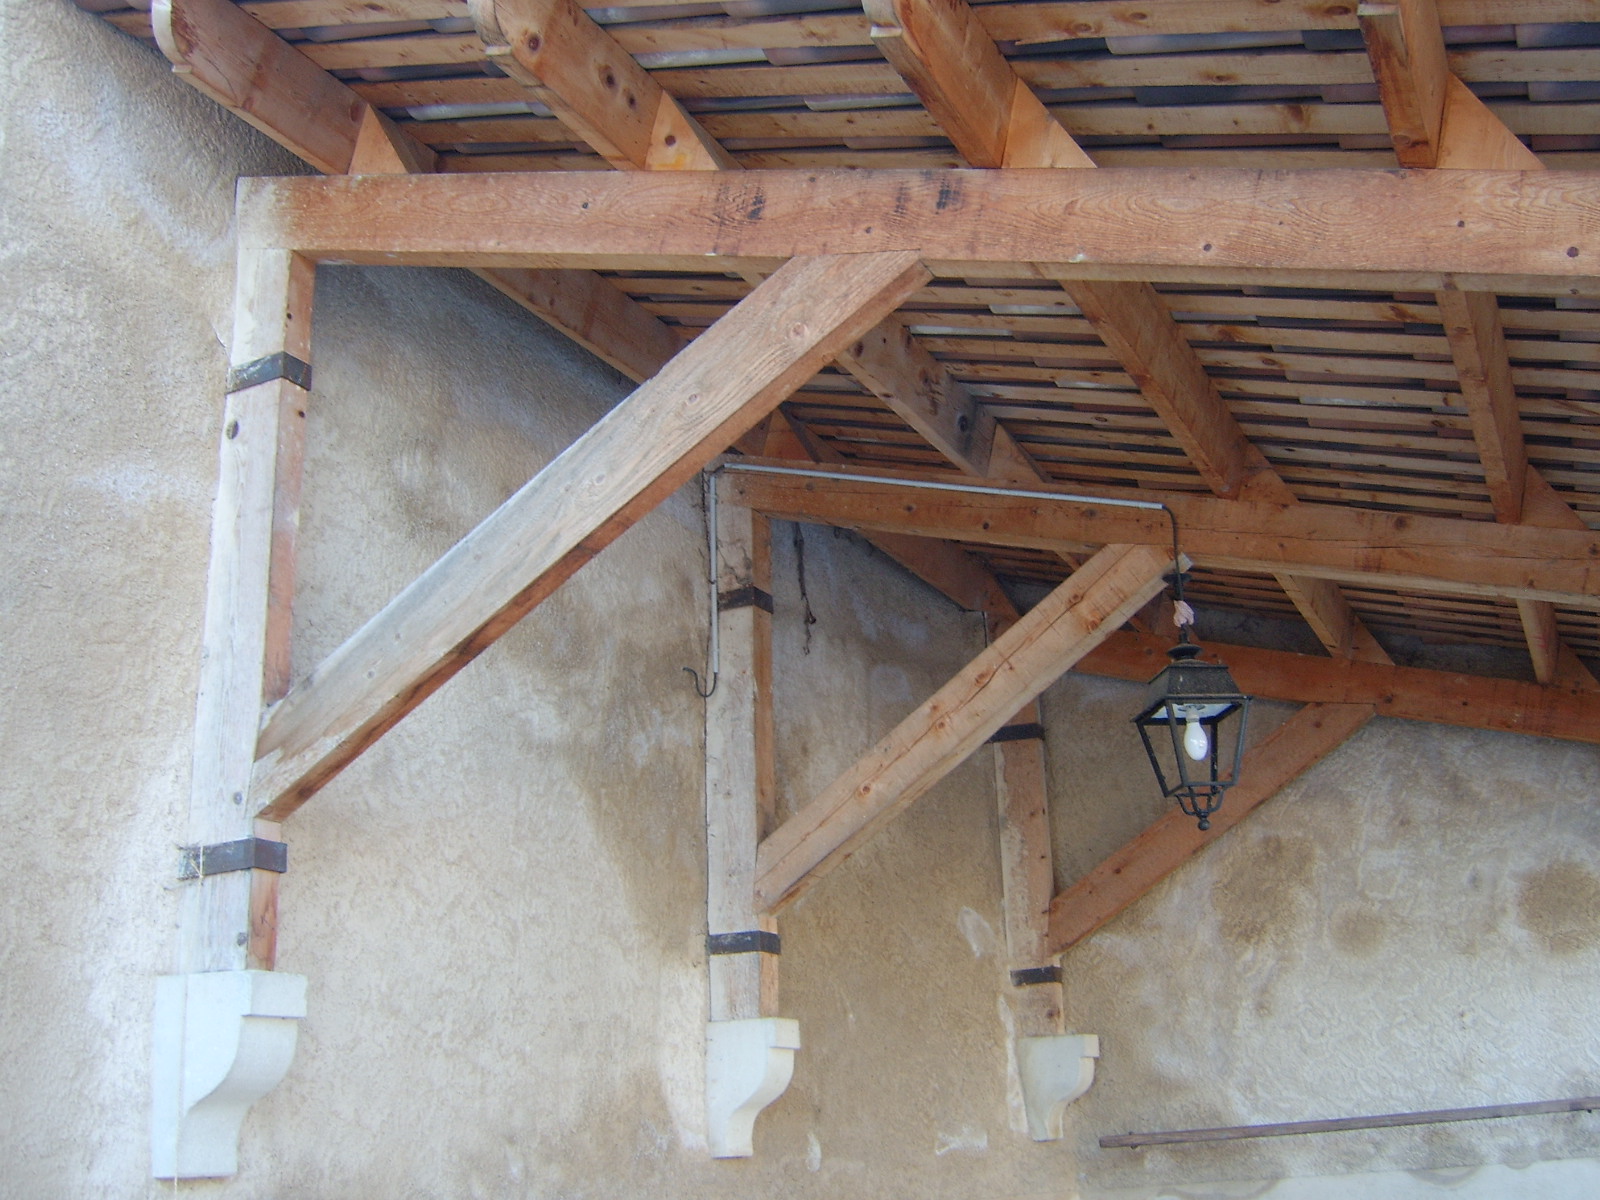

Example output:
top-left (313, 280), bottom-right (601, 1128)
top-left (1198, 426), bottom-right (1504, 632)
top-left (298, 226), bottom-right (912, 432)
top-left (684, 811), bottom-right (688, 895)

top-left (717, 586), bottom-right (774, 614)
top-left (989, 722), bottom-right (1046, 745)
top-left (1010, 965), bottom-right (1063, 987)
top-left (178, 837), bottom-right (288, 881)
top-left (707, 930), bottom-right (781, 956)
top-left (226, 351), bottom-right (312, 395)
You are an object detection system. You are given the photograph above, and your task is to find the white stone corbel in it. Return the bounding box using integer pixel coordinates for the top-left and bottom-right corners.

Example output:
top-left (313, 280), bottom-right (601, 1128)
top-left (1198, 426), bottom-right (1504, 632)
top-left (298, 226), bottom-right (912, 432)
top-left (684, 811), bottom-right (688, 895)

top-left (1016, 1033), bottom-right (1099, 1141)
top-left (705, 1016), bottom-right (801, 1157)
top-left (151, 969), bottom-right (308, 1179)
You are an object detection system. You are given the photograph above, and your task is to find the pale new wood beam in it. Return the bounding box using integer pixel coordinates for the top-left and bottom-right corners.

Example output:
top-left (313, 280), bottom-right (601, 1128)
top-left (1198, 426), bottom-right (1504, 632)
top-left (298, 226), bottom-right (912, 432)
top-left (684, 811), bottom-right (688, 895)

top-left (1357, 0), bottom-right (1450, 167)
top-left (250, 251), bottom-right (931, 819)
top-left (753, 543), bottom-right (1171, 913)
top-left (241, 169), bottom-right (1600, 294)
top-left (1045, 702), bottom-right (1375, 955)
top-left (717, 463), bottom-right (1600, 610)
top-left (477, 0), bottom-right (997, 477)
top-left (155, 0), bottom-right (683, 385)
top-left (863, 0), bottom-right (1384, 663)
top-left (1076, 630), bottom-right (1600, 747)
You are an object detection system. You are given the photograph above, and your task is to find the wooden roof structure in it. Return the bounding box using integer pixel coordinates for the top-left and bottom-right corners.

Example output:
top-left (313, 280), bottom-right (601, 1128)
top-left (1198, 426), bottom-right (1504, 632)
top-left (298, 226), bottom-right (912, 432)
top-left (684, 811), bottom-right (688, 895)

top-left (105, 0), bottom-right (1600, 1174)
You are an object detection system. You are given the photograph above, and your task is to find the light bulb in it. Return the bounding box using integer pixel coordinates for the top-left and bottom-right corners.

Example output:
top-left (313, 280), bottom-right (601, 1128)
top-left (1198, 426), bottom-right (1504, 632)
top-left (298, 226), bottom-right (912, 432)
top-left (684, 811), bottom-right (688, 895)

top-left (1183, 713), bottom-right (1209, 761)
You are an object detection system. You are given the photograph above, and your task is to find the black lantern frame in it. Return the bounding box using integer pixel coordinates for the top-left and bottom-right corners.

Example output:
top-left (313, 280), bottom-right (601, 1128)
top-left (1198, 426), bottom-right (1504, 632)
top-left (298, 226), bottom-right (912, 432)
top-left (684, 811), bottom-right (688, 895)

top-left (1132, 639), bottom-right (1252, 830)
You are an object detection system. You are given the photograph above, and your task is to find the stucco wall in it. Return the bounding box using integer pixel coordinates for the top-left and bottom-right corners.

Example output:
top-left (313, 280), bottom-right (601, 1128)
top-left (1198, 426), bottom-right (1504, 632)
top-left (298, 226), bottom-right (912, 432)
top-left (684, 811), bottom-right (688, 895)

top-left (6, 4), bottom-right (1600, 1198)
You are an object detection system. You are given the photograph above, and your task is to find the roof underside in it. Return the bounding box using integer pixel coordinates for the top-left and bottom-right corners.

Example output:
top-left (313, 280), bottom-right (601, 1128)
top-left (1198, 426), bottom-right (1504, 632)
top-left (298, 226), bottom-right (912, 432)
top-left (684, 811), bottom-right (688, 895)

top-left (86, 0), bottom-right (1600, 669)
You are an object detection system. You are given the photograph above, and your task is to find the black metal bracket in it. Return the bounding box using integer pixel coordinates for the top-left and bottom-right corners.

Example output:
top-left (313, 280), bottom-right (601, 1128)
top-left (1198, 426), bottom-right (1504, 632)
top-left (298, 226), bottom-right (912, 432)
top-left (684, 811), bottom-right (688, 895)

top-left (989, 722), bottom-right (1046, 745)
top-left (1010, 965), bottom-right (1062, 987)
top-left (718, 586), bottom-right (774, 614)
top-left (178, 837), bottom-right (288, 881)
top-left (226, 351), bottom-right (312, 395)
top-left (707, 930), bottom-right (781, 956)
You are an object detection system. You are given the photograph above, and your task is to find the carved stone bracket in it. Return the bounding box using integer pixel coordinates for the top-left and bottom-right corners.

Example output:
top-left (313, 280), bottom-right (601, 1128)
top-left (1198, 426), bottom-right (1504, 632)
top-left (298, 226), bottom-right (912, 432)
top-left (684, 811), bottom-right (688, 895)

top-left (1017, 1032), bottom-right (1099, 1141)
top-left (151, 970), bottom-right (307, 1179)
top-left (705, 1017), bottom-right (801, 1158)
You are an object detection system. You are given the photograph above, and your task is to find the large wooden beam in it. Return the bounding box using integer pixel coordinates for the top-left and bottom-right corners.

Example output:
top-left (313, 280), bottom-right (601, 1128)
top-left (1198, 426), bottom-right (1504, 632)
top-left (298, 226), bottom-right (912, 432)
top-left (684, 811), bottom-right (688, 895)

top-left (250, 251), bottom-right (930, 819)
top-left (867, 0), bottom-right (1389, 665)
top-left (1358, 0), bottom-right (1451, 168)
top-left (1076, 631), bottom-right (1600, 746)
top-left (705, 502), bottom-right (778, 1021)
top-left (476, 0), bottom-right (735, 171)
top-left (183, 247), bottom-right (315, 973)
top-left (1438, 288), bottom-right (1528, 522)
top-left (753, 543), bottom-right (1170, 912)
top-left (1045, 702), bottom-right (1375, 954)
top-left (239, 168), bottom-right (1600, 294)
top-left (718, 463), bottom-right (1600, 610)
top-left (154, 0), bottom-right (682, 384)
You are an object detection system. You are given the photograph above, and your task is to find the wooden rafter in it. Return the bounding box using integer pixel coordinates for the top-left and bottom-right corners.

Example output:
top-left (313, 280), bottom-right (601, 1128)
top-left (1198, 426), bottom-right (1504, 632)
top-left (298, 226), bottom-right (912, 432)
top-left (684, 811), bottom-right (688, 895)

top-left (250, 252), bottom-right (931, 819)
top-left (864, 0), bottom-right (1393, 664)
top-left (1359, 0), bottom-right (1596, 689)
top-left (719, 464), bottom-right (1600, 611)
top-left (753, 543), bottom-right (1171, 913)
top-left (476, 0), bottom-right (997, 478)
top-left (238, 168), bottom-right (1600, 293)
top-left (154, 0), bottom-right (683, 384)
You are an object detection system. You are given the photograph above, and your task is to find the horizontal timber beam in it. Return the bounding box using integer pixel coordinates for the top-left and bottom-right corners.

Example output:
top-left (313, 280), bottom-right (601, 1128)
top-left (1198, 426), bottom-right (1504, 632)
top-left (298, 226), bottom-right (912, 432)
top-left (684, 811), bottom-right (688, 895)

top-left (250, 251), bottom-right (930, 819)
top-left (718, 463), bottom-right (1600, 610)
top-left (238, 168), bottom-right (1600, 294)
top-left (1076, 631), bottom-right (1600, 746)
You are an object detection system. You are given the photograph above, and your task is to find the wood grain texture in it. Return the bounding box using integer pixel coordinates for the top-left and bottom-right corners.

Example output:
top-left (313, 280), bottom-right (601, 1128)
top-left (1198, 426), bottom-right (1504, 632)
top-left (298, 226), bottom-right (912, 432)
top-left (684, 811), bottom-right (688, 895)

top-left (250, 251), bottom-right (930, 819)
top-left (753, 544), bottom-right (1170, 912)
top-left (1358, 0), bottom-right (1450, 167)
top-left (239, 168), bottom-right (1600, 293)
top-left (705, 503), bottom-right (778, 1021)
top-left (1047, 701), bottom-right (1374, 954)
top-left (719, 464), bottom-right (1600, 609)
top-left (182, 248), bottom-right (314, 974)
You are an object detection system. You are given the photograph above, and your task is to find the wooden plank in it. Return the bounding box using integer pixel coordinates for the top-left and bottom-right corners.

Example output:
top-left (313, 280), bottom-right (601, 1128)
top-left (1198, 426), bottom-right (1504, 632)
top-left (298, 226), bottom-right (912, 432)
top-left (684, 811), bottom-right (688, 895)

top-left (153, 0), bottom-right (365, 175)
top-left (716, 463), bottom-right (1600, 609)
top-left (706, 503), bottom-right (778, 1021)
top-left (154, 0), bottom-right (684, 388)
top-left (1046, 701), bottom-right (1374, 954)
top-left (1074, 630), bottom-right (1600, 745)
top-left (249, 251), bottom-right (930, 819)
top-left (1358, 0), bottom-right (1450, 168)
top-left (476, 0), bottom-right (735, 171)
top-left (1438, 288), bottom-right (1527, 522)
top-left (182, 247), bottom-right (315, 974)
top-left (834, 318), bottom-right (996, 477)
top-left (753, 543), bottom-right (1170, 913)
top-left (238, 168), bottom-right (1600, 293)
top-left (1101, 1095), bottom-right (1600, 1150)
top-left (1436, 76), bottom-right (1546, 171)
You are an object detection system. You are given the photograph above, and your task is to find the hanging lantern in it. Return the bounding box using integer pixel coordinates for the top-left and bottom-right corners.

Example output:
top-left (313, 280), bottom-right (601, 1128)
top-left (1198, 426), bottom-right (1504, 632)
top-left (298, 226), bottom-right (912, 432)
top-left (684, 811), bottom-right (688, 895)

top-left (1132, 637), bottom-right (1252, 830)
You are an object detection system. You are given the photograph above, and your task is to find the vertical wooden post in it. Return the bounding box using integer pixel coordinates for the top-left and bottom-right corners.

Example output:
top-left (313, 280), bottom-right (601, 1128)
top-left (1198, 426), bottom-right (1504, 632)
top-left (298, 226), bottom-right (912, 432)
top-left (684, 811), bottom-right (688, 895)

top-left (181, 247), bottom-right (314, 975)
top-left (987, 615), bottom-right (1064, 1037)
top-left (705, 494), bottom-right (778, 1021)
